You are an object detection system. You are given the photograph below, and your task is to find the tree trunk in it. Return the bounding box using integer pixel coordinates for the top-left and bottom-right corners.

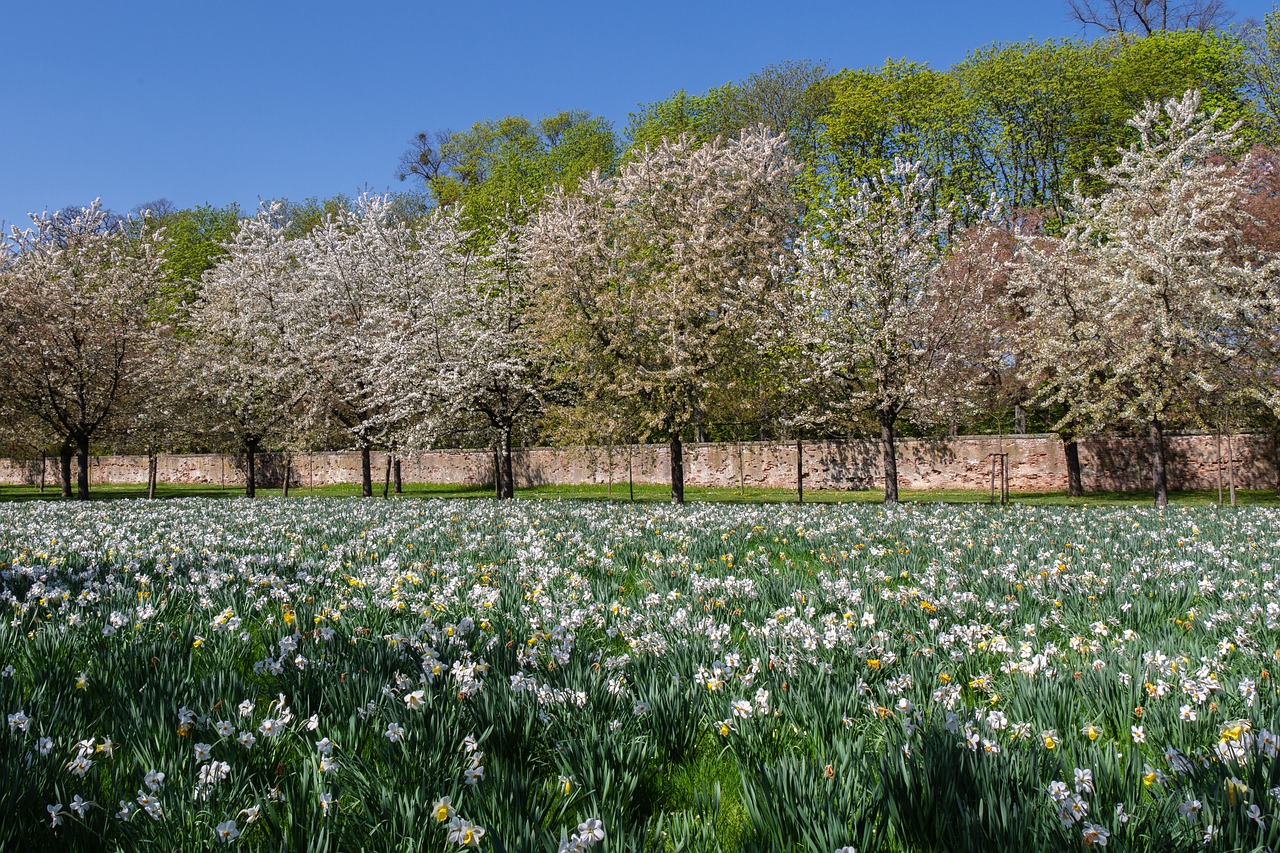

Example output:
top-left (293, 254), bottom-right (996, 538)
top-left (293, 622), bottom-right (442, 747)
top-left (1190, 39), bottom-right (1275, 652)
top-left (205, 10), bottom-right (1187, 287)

top-left (500, 427), bottom-right (514, 500)
top-left (1150, 417), bottom-right (1168, 508)
top-left (1014, 404), bottom-right (1027, 435)
top-left (393, 458), bottom-right (402, 494)
top-left (361, 445), bottom-right (372, 498)
top-left (74, 433), bottom-right (90, 500)
top-left (245, 438), bottom-right (258, 499)
top-left (670, 435), bottom-right (685, 504)
top-left (147, 453), bottom-right (158, 500)
top-left (1063, 438), bottom-right (1083, 498)
top-left (382, 453), bottom-right (392, 498)
top-left (283, 455), bottom-right (291, 498)
top-left (59, 441), bottom-right (73, 499)
top-left (879, 409), bottom-right (899, 505)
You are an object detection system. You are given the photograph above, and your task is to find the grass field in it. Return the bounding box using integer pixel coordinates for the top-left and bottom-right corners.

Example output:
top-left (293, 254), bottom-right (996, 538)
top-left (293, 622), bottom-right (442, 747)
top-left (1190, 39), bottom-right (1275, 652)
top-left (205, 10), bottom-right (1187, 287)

top-left (2, 479), bottom-right (1277, 507)
top-left (1, 497), bottom-right (1278, 850)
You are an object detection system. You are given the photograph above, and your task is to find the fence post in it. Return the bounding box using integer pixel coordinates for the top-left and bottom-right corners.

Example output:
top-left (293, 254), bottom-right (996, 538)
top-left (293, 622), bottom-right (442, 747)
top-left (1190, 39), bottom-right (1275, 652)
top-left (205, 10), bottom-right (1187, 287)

top-left (796, 440), bottom-right (804, 504)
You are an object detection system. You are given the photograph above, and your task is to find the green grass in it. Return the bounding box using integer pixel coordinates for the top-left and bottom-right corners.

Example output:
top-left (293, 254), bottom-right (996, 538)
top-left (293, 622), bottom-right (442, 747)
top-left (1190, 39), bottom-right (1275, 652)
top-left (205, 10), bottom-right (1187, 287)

top-left (2, 479), bottom-right (1277, 506)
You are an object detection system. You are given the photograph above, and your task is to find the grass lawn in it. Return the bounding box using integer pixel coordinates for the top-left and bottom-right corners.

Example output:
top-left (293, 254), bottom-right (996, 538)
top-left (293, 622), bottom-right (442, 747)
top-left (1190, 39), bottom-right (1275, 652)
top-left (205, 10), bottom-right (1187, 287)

top-left (1, 479), bottom-right (1275, 506)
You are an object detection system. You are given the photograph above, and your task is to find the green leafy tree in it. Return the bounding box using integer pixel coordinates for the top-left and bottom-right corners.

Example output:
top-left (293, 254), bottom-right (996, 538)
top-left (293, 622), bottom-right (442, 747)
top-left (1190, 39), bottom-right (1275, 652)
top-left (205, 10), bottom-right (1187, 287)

top-left (144, 202), bottom-right (241, 316)
top-left (812, 60), bottom-right (978, 210)
top-left (626, 60), bottom-right (830, 154)
top-left (956, 40), bottom-right (1111, 219)
top-left (1240, 5), bottom-right (1280, 139)
top-left (398, 111), bottom-right (618, 236)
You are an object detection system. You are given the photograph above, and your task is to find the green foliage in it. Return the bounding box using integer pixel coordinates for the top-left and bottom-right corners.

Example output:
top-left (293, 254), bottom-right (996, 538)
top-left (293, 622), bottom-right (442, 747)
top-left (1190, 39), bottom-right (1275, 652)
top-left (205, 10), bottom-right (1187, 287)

top-left (626, 85), bottom-right (747, 151)
top-left (808, 30), bottom-right (1261, 222)
top-left (406, 111), bottom-right (618, 243)
top-left (152, 204), bottom-right (241, 300)
top-left (955, 39), bottom-right (1110, 218)
top-left (812, 60), bottom-right (976, 209)
top-left (626, 61), bottom-right (831, 159)
top-left (281, 195), bottom-right (354, 238)
top-left (1103, 29), bottom-right (1254, 141)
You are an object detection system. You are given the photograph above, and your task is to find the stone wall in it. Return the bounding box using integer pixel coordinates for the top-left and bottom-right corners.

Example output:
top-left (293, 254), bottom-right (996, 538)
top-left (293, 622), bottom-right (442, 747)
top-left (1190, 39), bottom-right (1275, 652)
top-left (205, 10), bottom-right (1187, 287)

top-left (1, 433), bottom-right (1273, 493)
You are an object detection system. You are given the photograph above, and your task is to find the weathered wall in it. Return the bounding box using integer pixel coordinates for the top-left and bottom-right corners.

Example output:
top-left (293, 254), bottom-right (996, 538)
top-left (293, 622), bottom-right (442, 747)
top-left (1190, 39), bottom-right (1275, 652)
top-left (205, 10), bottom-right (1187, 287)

top-left (1, 433), bottom-right (1273, 493)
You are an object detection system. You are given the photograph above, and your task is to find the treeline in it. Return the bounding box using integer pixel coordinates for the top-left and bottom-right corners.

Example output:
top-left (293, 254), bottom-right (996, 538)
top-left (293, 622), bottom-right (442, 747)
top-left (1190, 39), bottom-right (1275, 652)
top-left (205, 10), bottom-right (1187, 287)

top-left (4, 12), bottom-right (1280, 505)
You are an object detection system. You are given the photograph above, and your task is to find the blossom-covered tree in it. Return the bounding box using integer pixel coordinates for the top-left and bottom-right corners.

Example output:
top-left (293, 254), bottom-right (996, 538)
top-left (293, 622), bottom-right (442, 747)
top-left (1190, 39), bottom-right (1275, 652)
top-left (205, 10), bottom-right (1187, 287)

top-left (793, 160), bottom-right (997, 504)
top-left (186, 202), bottom-right (302, 497)
top-left (441, 211), bottom-right (545, 499)
top-left (362, 206), bottom-right (474, 455)
top-left (527, 127), bottom-right (800, 503)
top-left (291, 195), bottom-right (423, 496)
top-left (1013, 90), bottom-right (1279, 507)
top-left (0, 202), bottom-right (166, 498)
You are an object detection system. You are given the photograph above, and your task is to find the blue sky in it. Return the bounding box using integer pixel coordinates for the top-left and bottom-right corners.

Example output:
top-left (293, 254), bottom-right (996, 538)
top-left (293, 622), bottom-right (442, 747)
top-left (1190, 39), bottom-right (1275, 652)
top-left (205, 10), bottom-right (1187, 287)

top-left (2, 0), bottom-right (1275, 230)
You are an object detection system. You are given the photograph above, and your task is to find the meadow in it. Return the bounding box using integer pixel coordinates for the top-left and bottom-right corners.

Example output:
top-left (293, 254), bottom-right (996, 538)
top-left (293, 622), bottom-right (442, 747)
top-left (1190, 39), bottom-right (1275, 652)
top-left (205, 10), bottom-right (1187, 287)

top-left (1, 497), bottom-right (1278, 851)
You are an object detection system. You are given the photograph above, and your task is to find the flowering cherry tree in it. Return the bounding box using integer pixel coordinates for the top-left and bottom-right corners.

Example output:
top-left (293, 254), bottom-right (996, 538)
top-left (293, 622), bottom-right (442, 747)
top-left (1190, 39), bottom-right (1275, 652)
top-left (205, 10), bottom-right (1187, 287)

top-left (527, 127), bottom-right (800, 502)
top-left (186, 202), bottom-right (302, 497)
top-left (361, 206), bottom-right (475, 458)
top-left (794, 160), bottom-right (997, 504)
top-left (1013, 90), bottom-right (1279, 507)
top-left (290, 195), bottom-right (425, 496)
top-left (0, 202), bottom-right (166, 498)
top-left (439, 210), bottom-right (546, 499)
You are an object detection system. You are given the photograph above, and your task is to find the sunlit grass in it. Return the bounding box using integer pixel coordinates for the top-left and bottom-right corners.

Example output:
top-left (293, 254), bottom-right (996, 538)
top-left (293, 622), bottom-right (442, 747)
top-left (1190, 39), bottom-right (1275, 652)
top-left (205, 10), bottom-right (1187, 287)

top-left (2, 480), bottom-right (1275, 506)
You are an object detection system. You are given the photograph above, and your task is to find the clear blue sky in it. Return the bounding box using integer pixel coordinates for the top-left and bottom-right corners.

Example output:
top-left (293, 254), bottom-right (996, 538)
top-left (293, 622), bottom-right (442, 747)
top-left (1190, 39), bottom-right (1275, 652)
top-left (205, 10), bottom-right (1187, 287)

top-left (2, 0), bottom-right (1275, 231)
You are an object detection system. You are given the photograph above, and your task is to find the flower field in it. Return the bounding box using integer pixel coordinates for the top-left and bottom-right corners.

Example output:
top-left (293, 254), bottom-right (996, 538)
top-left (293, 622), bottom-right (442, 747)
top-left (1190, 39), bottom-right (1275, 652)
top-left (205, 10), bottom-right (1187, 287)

top-left (1, 499), bottom-right (1279, 852)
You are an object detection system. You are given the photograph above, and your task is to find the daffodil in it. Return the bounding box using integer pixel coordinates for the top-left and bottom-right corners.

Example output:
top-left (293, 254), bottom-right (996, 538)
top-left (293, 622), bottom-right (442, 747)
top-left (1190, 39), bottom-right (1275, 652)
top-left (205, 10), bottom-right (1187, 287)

top-left (432, 796), bottom-right (454, 823)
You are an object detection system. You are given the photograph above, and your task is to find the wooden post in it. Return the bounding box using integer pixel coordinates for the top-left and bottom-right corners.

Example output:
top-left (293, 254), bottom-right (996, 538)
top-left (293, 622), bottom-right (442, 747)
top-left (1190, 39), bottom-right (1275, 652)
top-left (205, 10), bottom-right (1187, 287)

top-left (494, 443), bottom-right (501, 499)
top-left (1216, 430), bottom-right (1224, 506)
top-left (990, 454), bottom-right (996, 505)
top-left (796, 440), bottom-right (804, 504)
top-left (1227, 432), bottom-right (1237, 508)
top-left (1003, 453), bottom-right (1010, 505)
top-left (737, 441), bottom-right (745, 498)
top-left (989, 453), bottom-right (1009, 505)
